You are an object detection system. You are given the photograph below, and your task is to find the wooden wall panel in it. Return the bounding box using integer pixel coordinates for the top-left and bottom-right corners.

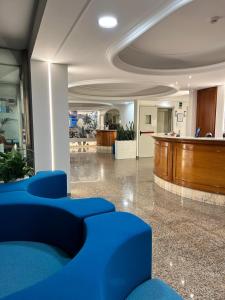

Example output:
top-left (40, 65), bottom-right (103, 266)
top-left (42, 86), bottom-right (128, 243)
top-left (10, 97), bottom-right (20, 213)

top-left (154, 136), bottom-right (225, 195)
top-left (173, 142), bottom-right (225, 194)
top-left (154, 140), bottom-right (173, 182)
top-left (196, 87), bottom-right (217, 137)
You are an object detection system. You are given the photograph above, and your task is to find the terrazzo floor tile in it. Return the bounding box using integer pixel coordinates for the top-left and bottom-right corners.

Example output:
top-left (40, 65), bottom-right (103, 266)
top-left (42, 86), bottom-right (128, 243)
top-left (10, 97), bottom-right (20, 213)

top-left (70, 151), bottom-right (225, 300)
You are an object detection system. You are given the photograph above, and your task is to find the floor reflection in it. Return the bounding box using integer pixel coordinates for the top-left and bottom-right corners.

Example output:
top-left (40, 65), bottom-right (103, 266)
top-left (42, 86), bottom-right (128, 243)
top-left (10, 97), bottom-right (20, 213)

top-left (70, 152), bottom-right (225, 300)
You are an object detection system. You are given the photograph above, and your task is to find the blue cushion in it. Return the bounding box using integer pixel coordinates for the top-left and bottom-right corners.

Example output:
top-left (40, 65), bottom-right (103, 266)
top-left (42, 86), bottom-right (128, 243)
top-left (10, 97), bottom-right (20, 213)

top-left (0, 171), bottom-right (67, 198)
top-left (0, 196), bottom-right (115, 256)
top-left (0, 209), bottom-right (151, 300)
top-left (0, 241), bottom-right (70, 299)
top-left (126, 279), bottom-right (183, 300)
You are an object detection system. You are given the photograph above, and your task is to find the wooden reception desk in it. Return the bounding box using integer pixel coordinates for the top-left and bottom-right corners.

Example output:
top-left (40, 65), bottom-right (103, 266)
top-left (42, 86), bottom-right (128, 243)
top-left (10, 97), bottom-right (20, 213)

top-left (96, 130), bottom-right (117, 146)
top-left (153, 135), bottom-right (225, 196)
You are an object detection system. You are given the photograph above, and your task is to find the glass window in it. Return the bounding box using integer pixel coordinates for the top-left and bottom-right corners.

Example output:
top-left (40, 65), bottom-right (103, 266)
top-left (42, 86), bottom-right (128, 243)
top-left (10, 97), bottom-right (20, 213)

top-left (0, 65), bottom-right (22, 151)
top-left (0, 49), bottom-right (32, 166)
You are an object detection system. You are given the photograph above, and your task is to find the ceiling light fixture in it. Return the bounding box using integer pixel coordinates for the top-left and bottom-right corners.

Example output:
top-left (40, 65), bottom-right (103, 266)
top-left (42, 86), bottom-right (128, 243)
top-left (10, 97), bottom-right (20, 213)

top-left (98, 16), bottom-right (118, 28)
top-left (188, 75), bottom-right (192, 79)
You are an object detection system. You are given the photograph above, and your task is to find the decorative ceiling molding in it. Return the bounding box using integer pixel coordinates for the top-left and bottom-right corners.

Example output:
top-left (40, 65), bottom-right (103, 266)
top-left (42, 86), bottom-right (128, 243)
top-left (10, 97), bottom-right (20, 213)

top-left (108, 0), bottom-right (225, 76)
top-left (107, 0), bottom-right (192, 70)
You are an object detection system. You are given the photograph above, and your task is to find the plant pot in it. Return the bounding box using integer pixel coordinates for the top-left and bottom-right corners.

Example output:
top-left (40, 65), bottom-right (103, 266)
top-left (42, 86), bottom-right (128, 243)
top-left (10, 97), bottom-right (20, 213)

top-left (115, 140), bottom-right (136, 159)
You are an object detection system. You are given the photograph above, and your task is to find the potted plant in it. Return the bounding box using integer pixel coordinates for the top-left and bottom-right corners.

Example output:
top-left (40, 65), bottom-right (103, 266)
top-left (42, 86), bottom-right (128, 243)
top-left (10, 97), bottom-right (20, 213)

top-left (0, 148), bottom-right (34, 183)
top-left (115, 122), bottom-right (136, 159)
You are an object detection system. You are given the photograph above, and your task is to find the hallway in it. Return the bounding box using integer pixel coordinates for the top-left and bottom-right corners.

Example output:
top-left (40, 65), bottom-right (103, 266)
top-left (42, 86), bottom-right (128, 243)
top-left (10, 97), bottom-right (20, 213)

top-left (71, 152), bottom-right (225, 300)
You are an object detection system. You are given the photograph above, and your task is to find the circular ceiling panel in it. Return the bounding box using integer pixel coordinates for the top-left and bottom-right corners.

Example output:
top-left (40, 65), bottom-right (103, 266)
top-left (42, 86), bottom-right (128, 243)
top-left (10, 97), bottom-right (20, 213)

top-left (69, 82), bottom-right (175, 98)
top-left (69, 102), bottom-right (110, 111)
top-left (117, 0), bottom-right (225, 70)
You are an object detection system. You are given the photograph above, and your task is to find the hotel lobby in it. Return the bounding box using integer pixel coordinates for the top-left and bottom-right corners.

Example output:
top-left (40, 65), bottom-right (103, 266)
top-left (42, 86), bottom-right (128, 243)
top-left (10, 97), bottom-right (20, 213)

top-left (0, 0), bottom-right (225, 299)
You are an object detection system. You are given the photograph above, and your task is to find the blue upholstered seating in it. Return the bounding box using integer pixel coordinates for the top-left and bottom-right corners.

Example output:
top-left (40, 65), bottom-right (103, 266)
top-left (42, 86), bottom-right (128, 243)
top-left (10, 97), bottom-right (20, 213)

top-left (0, 170), bottom-right (183, 299)
top-left (0, 171), bottom-right (67, 198)
top-left (126, 279), bottom-right (183, 300)
top-left (0, 197), bottom-right (150, 300)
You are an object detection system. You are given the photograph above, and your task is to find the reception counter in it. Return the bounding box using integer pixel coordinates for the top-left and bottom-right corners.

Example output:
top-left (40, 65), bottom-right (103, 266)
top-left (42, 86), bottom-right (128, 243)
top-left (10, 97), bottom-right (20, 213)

top-left (96, 130), bottom-right (117, 147)
top-left (153, 135), bottom-right (225, 205)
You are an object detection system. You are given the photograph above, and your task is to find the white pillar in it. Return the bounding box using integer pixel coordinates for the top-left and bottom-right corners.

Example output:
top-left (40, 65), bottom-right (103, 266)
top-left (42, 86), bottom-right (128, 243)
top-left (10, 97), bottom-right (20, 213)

top-left (186, 90), bottom-right (197, 136)
top-left (31, 60), bottom-right (70, 190)
top-left (215, 85), bottom-right (225, 138)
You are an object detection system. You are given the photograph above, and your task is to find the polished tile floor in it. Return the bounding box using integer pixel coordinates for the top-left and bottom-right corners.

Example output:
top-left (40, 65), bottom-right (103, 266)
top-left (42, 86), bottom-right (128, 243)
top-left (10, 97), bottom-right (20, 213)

top-left (70, 151), bottom-right (225, 300)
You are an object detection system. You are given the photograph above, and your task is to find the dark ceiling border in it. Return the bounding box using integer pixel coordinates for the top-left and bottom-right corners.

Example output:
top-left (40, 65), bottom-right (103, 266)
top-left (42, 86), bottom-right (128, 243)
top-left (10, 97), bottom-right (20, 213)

top-left (28, 0), bottom-right (47, 58)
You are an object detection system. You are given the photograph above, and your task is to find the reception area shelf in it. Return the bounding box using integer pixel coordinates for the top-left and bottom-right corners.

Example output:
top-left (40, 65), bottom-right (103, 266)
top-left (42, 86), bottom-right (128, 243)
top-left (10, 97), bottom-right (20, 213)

top-left (153, 135), bottom-right (225, 205)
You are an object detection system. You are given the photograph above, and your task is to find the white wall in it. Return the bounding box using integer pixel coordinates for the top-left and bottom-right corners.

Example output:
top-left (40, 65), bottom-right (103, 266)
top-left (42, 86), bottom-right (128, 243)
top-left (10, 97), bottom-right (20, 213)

top-left (118, 103), bottom-right (134, 127)
top-left (31, 60), bottom-right (70, 190)
top-left (100, 103), bottom-right (135, 129)
top-left (186, 90), bottom-right (197, 136)
top-left (215, 85), bottom-right (225, 138)
top-left (172, 99), bottom-right (189, 136)
top-left (134, 96), bottom-right (190, 156)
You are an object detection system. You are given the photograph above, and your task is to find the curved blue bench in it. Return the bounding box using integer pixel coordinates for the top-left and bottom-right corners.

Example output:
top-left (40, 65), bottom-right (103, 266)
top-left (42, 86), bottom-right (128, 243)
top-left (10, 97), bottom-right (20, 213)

top-left (126, 279), bottom-right (183, 300)
top-left (0, 171), bottom-right (67, 198)
top-left (0, 199), bottom-right (151, 300)
top-left (0, 171), bottom-right (183, 299)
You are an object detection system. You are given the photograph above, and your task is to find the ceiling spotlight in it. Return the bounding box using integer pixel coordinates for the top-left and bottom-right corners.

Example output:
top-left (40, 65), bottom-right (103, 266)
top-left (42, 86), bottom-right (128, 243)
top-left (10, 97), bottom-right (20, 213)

top-left (175, 81), bottom-right (178, 85)
top-left (188, 75), bottom-right (192, 79)
top-left (98, 16), bottom-right (118, 28)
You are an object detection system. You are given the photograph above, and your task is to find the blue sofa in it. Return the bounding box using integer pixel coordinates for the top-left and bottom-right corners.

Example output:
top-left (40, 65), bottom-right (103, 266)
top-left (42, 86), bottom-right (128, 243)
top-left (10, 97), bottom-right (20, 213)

top-left (127, 279), bottom-right (183, 300)
top-left (0, 171), bottom-right (67, 198)
top-left (0, 197), bottom-right (150, 300)
top-left (0, 171), bottom-right (182, 299)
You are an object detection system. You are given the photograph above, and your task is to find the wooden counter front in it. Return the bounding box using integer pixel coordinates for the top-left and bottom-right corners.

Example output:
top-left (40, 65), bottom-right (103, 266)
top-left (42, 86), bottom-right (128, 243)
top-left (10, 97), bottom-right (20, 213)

top-left (153, 136), bottom-right (225, 195)
top-left (96, 130), bottom-right (117, 146)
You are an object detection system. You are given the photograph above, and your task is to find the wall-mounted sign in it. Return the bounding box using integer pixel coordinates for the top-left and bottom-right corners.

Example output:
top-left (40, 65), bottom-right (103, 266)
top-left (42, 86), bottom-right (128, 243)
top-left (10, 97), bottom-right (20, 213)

top-left (177, 113), bottom-right (184, 122)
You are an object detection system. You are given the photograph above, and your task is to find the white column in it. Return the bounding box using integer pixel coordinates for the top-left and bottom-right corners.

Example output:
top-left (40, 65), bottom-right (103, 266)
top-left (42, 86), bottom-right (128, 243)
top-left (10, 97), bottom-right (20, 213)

top-left (31, 60), bottom-right (70, 190)
top-left (186, 90), bottom-right (197, 136)
top-left (215, 85), bottom-right (225, 138)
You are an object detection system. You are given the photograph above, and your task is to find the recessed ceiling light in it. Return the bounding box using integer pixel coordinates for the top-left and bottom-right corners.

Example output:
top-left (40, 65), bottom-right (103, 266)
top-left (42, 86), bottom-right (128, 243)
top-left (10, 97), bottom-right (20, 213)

top-left (188, 75), bottom-right (192, 79)
top-left (98, 16), bottom-right (118, 28)
top-left (175, 81), bottom-right (178, 85)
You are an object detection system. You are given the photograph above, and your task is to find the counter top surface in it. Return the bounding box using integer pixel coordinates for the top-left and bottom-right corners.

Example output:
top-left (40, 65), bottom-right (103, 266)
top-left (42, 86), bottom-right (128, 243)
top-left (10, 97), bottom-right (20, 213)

top-left (153, 133), bottom-right (225, 142)
top-left (96, 129), bottom-right (117, 132)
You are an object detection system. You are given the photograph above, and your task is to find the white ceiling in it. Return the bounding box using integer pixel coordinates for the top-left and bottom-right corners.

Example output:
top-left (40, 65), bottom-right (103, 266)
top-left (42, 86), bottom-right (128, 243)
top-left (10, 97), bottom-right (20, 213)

top-left (69, 82), bottom-right (175, 98)
top-left (32, 0), bottom-right (225, 102)
top-left (118, 0), bottom-right (225, 69)
top-left (0, 0), bottom-right (37, 50)
top-left (69, 102), bottom-right (111, 111)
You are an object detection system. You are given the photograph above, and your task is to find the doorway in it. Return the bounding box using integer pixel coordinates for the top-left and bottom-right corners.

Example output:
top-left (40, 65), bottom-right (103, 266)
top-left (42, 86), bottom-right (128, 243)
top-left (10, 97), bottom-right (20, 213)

top-left (138, 106), bottom-right (157, 157)
top-left (138, 106), bottom-right (173, 158)
top-left (157, 108), bottom-right (172, 133)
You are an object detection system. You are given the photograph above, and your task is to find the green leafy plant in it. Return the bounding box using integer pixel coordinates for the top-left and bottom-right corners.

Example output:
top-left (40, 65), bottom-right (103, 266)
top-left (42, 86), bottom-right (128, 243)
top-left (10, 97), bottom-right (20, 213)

top-left (116, 122), bottom-right (135, 141)
top-left (0, 148), bottom-right (34, 183)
